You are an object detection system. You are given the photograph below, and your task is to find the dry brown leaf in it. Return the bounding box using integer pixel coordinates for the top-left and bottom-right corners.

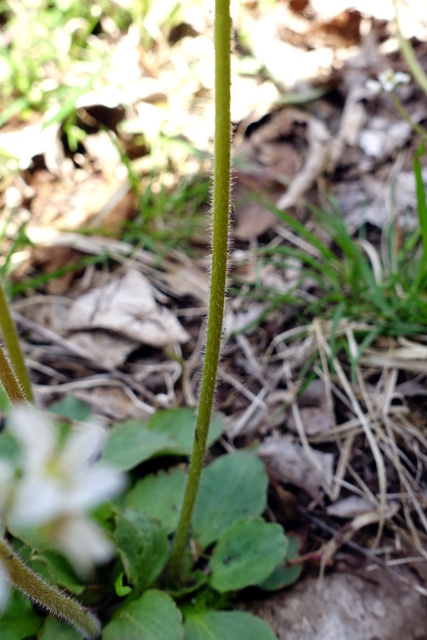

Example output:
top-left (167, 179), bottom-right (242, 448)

top-left (234, 109), bottom-right (324, 241)
top-left (28, 170), bottom-right (132, 234)
top-left (66, 269), bottom-right (190, 347)
top-left (11, 300), bottom-right (138, 369)
top-left (64, 330), bottom-right (139, 370)
top-left (67, 386), bottom-right (152, 421)
top-left (320, 10), bottom-right (362, 46)
top-left (233, 198), bottom-right (279, 242)
top-left (162, 260), bottom-right (209, 302)
top-left (14, 270), bottom-right (189, 367)
top-left (10, 246), bottom-right (84, 295)
top-left (258, 436), bottom-right (334, 502)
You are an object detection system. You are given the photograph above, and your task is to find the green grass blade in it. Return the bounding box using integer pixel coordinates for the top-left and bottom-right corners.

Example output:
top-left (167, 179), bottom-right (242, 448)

top-left (412, 142), bottom-right (427, 290)
top-left (249, 194), bottom-right (340, 265)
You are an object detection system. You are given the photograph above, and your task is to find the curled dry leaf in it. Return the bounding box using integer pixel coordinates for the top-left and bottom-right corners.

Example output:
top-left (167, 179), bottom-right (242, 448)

top-left (16, 269), bottom-right (190, 369)
top-left (63, 330), bottom-right (139, 371)
top-left (162, 261), bottom-right (209, 302)
top-left (13, 265), bottom-right (190, 369)
top-left (66, 269), bottom-right (190, 347)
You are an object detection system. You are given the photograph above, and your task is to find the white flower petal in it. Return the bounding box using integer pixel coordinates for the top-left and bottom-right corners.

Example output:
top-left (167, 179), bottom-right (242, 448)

top-left (10, 477), bottom-right (64, 525)
top-left (68, 465), bottom-right (126, 511)
top-left (378, 69), bottom-right (395, 91)
top-left (377, 68), bottom-right (410, 93)
top-left (56, 516), bottom-right (115, 575)
top-left (61, 423), bottom-right (107, 472)
top-left (394, 71), bottom-right (410, 85)
top-left (8, 406), bottom-right (55, 471)
top-left (366, 79), bottom-right (381, 95)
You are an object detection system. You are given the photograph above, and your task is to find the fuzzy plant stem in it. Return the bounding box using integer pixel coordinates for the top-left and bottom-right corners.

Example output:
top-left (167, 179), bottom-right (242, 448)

top-left (168, 0), bottom-right (231, 582)
top-left (0, 537), bottom-right (100, 639)
top-left (0, 344), bottom-right (26, 405)
top-left (0, 280), bottom-right (34, 403)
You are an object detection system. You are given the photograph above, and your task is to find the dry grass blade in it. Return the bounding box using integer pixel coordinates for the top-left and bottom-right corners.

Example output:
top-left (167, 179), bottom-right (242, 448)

top-left (313, 319), bottom-right (388, 547)
top-left (267, 308), bottom-right (427, 576)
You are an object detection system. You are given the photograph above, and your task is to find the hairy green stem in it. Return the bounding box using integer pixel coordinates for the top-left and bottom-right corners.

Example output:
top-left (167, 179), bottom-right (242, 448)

top-left (0, 344), bottom-right (26, 404)
top-left (0, 538), bottom-right (100, 638)
top-left (0, 281), bottom-right (34, 403)
top-left (168, 0), bottom-right (231, 582)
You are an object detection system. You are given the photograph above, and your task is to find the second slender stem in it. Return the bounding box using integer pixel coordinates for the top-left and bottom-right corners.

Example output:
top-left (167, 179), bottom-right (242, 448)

top-left (0, 280), bottom-right (33, 403)
top-left (0, 538), bottom-right (100, 639)
top-left (0, 345), bottom-right (26, 404)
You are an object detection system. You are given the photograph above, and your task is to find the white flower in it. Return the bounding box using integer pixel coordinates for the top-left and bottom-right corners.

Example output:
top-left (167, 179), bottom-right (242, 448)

top-left (367, 68), bottom-right (411, 94)
top-left (6, 405), bottom-right (126, 574)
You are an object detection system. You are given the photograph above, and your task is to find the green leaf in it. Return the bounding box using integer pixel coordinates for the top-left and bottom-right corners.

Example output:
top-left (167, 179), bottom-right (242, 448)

top-left (101, 418), bottom-right (160, 471)
top-left (260, 535), bottom-right (303, 590)
top-left (49, 397), bottom-right (92, 421)
top-left (30, 549), bottom-right (85, 595)
top-left (103, 590), bottom-right (183, 640)
top-left (8, 524), bottom-right (49, 558)
top-left (0, 433), bottom-right (21, 467)
top-left (115, 572), bottom-right (132, 597)
top-left (184, 610), bottom-right (277, 640)
top-left (39, 616), bottom-right (82, 639)
top-left (0, 589), bottom-right (42, 640)
top-left (127, 467), bottom-right (187, 534)
top-left (209, 518), bottom-right (287, 592)
top-left (168, 570), bottom-right (208, 600)
top-left (259, 561), bottom-right (302, 591)
top-left (102, 408), bottom-right (224, 471)
top-left (0, 384), bottom-right (11, 411)
top-left (115, 509), bottom-right (169, 594)
top-left (92, 499), bottom-right (119, 535)
top-left (192, 451), bottom-right (268, 548)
